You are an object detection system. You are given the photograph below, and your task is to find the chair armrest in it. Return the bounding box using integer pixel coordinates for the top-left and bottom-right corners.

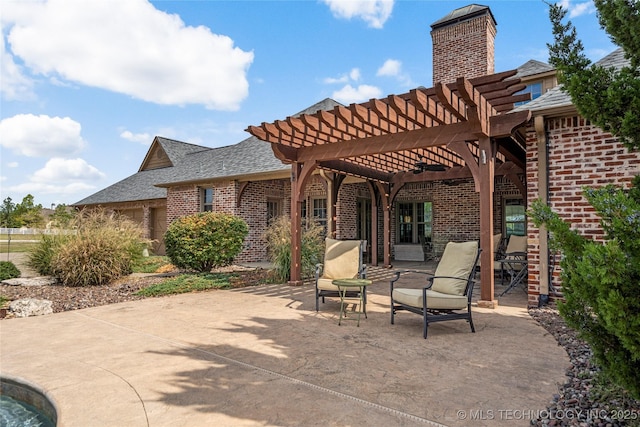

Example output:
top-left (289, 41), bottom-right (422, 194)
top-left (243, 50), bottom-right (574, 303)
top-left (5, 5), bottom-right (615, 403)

top-left (359, 265), bottom-right (367, 279)
top-left (315, 263), bottom-right (323, 282)
top-left (390, 270), bottom-right (434, 293)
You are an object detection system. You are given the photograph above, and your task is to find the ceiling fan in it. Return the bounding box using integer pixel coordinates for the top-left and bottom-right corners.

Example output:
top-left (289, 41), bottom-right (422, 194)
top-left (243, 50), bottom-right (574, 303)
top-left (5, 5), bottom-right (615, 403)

top-left (412, 156), bottom-right (448, 174)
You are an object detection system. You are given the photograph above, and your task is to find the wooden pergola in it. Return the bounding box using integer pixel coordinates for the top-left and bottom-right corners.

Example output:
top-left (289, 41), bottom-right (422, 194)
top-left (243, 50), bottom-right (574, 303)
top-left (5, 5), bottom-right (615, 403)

top-left (247, 70), bottom-right (531, 307)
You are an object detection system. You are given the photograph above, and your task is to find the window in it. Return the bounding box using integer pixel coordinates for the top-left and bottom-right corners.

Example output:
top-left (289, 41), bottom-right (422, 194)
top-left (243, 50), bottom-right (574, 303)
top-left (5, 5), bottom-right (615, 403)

top-left (266, 199), bottom-right (281, 225)
top-left (312, 198), bottom-right (327, 233)
top-left (201, 188), bottom-right (213, 212)
top-left (514, 82), bottom-right (543, 106)
top-left (397, 201), bottom-right (432, 244)
top-left (504, 198), bottom-right (525, 237)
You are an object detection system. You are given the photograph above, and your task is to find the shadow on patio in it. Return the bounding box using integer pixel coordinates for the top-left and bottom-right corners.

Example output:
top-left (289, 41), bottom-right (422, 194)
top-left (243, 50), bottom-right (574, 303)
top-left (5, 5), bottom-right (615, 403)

top-left (0, 263), bottom-right (564, 427)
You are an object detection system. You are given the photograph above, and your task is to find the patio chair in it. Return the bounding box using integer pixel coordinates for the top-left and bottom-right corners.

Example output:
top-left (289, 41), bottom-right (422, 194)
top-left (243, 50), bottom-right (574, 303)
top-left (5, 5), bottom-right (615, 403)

top-left (494, 234), bottom-right (527, 285)
top-left (315, 238), bottom-right (367, 312)
top-left (418, 235), bottom-right (434, 263)
top-left (390, 241), bottom-right (481, 338)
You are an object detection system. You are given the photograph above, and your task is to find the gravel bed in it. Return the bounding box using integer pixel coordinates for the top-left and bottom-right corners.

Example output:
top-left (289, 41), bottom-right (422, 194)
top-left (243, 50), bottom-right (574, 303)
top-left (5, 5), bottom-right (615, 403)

top-left (529, 305), bottom-right (640, 426)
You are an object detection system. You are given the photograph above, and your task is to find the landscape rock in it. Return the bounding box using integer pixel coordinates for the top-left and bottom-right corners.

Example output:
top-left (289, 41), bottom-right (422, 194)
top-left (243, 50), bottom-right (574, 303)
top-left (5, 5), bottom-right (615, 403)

top-left (9, 298), bottom-right (53, 317)
top-left (2, 277), bottom-right (57, 286)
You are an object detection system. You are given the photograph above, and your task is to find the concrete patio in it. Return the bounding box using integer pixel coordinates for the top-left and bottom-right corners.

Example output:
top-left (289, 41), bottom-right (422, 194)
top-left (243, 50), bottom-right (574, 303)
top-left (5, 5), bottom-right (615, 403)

top-left (0, 265), bottom-right (568, 426)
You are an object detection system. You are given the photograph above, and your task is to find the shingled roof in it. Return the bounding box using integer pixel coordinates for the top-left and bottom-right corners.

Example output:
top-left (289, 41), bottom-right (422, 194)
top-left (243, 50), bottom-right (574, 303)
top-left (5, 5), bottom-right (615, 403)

top-left (73, 99), bottom-right (342, 206)
top-left (513, 47), bottom-right (627, 114)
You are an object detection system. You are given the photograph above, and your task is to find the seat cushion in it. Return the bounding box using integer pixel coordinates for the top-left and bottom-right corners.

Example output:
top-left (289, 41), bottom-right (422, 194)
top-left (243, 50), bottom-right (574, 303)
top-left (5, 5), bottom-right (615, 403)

top-left (317, 277), bottom-right (341, 291)
top-left (392, 288), bottom-right (468, 310)
top-left (322, 238), bottom-right (362, 280)
top-left (431, 241), bottom-right (478, 295)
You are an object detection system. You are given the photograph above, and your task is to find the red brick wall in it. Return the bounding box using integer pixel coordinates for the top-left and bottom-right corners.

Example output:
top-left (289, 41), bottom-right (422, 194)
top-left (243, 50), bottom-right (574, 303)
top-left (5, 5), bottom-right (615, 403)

top-left (237, 179), bottom-right (287, 262)
top-left (526, 115), bottom-right (640, 306)
top-left (392, 178), bottom-right (521, 257)
top-left (431, 14), bottom-right (496, 85)
top-left (167, 185), bottom-right (200, 223)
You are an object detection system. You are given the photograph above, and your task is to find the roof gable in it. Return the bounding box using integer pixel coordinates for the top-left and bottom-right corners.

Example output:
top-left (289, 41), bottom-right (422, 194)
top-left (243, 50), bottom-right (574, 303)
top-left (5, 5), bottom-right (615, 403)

top-left (139, 136), bottom-right (209, 172)
top-left (512, 60), bottom-right (555, 79)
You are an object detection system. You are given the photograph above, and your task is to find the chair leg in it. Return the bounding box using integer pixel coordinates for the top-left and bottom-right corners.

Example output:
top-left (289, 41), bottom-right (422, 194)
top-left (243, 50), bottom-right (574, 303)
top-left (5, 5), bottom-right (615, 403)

top-left (423, 310), bottom-right (428, 339)
top-left (468, 306), bottom-right (475, 333)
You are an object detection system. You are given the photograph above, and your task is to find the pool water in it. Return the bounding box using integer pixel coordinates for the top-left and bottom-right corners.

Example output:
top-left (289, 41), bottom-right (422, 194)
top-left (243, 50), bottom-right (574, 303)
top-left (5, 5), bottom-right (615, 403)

top-left (0, 395), bottom-right (55, 427)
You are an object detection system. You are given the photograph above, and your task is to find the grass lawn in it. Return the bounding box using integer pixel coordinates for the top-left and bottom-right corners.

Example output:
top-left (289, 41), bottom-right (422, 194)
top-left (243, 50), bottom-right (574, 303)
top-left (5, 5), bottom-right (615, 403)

top-left (1, 233), bottom-right (43, 253)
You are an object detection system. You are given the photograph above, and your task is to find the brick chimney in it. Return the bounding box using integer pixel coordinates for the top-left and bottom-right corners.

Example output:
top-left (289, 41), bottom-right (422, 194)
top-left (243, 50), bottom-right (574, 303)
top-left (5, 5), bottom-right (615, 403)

top-left (430, 4), bottom-right (497, 85)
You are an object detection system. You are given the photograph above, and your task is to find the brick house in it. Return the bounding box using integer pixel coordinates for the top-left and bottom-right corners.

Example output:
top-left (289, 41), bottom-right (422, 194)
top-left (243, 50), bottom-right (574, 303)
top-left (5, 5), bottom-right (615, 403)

top-left (75, 4), bottom-right (639, 307)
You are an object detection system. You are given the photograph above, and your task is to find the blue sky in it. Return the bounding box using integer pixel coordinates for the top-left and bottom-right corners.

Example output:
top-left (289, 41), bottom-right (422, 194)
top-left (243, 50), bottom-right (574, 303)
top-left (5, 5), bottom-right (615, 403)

top-left (0, 0), bottom-right (616, 209)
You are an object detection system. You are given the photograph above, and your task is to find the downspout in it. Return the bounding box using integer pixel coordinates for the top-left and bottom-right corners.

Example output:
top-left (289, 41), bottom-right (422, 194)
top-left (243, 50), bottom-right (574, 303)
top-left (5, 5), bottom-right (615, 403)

top-left (535, 115), bottom-right (551, 306)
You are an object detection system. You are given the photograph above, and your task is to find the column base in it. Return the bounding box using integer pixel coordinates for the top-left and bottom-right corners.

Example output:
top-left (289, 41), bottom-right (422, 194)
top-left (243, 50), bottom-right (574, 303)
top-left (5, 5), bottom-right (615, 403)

top-left (287, 280), bottom-right (304, 286)
top-left (477, 299), bottom-right (499, 309)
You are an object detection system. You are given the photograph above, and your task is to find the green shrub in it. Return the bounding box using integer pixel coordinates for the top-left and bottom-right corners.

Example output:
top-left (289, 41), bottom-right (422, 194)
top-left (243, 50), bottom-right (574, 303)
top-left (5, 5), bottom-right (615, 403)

top-left (33, 209), bottom-right (149, 286)
top-left (529, 176), bottom-right (640, 400)
top-left (0, 261), bottom-right (20, 280)
top-left (164, 212), bottom-right (248, 273)
top-left (262, 216), bottom-right (324, 282)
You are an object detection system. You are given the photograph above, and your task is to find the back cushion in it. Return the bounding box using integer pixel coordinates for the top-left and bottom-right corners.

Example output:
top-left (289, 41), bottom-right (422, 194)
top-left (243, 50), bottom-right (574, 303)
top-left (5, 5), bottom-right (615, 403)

top-left (506, 235), bottom-right (527, 254)
top-left (322, 238), bottom-right (362, 279)
top-left (432, 241), bottom-right (478, 295)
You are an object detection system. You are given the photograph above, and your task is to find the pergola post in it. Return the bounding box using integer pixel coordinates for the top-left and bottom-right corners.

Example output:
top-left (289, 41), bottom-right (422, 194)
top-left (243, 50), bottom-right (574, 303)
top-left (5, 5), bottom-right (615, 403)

top-left (289, 161), bottom-right (317, 285)
top-left (375, 181), bottom-right (392, 268)
top-left (366, 181), bottom-right (379, 266)
top-left (477, 136), bottom-right (497, 308)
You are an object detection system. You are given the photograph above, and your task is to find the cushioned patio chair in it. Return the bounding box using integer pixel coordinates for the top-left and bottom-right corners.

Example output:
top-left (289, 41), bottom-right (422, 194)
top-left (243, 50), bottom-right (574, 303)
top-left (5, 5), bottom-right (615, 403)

top-left (315, 238), bottom-right (366, 312)
top-left (494, 234), bottom-right (527, 284)
top-left (390, 241), bottom-right (481, 338)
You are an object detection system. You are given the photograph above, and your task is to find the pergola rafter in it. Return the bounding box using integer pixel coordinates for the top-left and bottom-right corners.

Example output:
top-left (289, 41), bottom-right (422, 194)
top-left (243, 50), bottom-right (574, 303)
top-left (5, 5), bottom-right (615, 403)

top-left (246, 70), bottom-right (532, 307)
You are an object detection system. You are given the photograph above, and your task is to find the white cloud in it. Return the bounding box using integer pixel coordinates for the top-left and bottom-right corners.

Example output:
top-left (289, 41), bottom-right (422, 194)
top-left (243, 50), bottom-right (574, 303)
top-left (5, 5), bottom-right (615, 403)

top-left (377, 59), bottom-right (401, 77)
top-left (31, 158), bottom-right (106, 183)
top-left (332, 84), bottom-right (382, 104)
top-left (0, 114), bottom-right (86, 157)
top-left (557, 0), bottom-right (596, 18)
top-left (7, 162), bottom-right (18, 168)
top-left (0, 23), bottom-right (34, 101)
top-left (4, 157), bottom-right (103, 199)
top-left (324, 67), bottom-right (361, 84)
top-left (120, 130), bottom-right (152, 144)
top-left (7, 181), bottom-right (97, 196)
top-left (376, 58), bottom-right (413, 87)
top-left (2, 0), bottom-right (254, 110)
top-left (322, 0), bottom-right (394, 29)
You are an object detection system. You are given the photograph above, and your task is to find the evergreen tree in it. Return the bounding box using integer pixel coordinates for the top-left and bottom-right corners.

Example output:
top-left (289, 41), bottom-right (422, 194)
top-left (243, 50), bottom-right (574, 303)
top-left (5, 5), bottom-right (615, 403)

top-left (547, 0), bottom-right (640, 149)
top-left (0, 197), bottom-right (19, 228)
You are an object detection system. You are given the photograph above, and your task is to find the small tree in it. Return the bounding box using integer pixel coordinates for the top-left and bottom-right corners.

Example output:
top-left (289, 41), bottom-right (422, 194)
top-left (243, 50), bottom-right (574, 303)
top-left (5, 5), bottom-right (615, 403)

top-left (262, 216), bottom-right (325, 283)
top-left (13, 194), bottom-right (44, 228)
top-left (49, 204), bottom-right (76, 228)
top-left (164, 212), bottom-right (248, 273)
top-left (529, 176), bottom-right (640, 399)
top-left (0, 197), bottom-right (19, 228)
